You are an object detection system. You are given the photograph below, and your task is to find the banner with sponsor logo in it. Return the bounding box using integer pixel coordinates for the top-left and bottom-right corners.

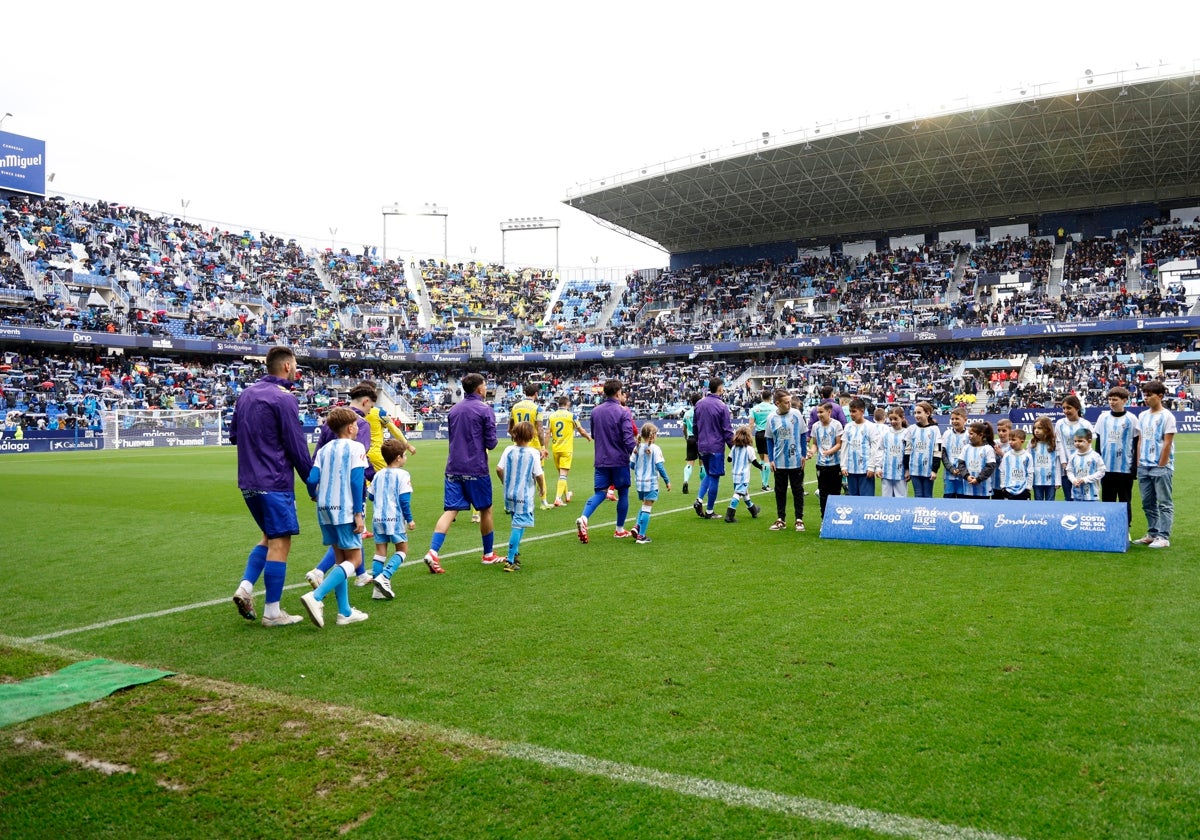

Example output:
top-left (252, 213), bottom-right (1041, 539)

top-left (819, 496), bottom-right (1128, 553)
top-left (0, 130), bottom-right (47, 195)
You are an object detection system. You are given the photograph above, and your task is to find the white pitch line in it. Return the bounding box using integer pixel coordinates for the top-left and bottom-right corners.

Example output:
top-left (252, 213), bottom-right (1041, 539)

top-left (18, 499), bottom-right (721, 644)
top-left (504, 742), bottom-right (1029, 840)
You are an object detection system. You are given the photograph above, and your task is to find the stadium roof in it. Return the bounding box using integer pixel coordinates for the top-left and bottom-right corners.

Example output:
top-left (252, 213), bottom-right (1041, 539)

top-left (564, 64), bottom-right (1200, 255)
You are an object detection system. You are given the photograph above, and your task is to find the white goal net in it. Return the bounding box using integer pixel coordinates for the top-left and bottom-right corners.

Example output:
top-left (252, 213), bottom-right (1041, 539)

top-left (100, 409), bottom-right (224, 450)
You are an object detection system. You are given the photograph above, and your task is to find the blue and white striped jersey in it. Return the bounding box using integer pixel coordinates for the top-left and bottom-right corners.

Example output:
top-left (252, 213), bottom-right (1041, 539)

top-left (1137, 408), bottom-right (1176, 470)
top-left (809, 418), bottom-right (843, 467)
top-left (631, 442), bottom-right (669, 492)
top-left (498, 443), bottom-right (543, 515)
top-left (311, 438), bottom-right (367, 526)
top-left (1054, 416), bottom-right (1094, 467)
top-left (729, 444), bottom-right (757, 486)
top-left (908, 423), bottom-right (940, 478)
top-left (941, 427), bottom-right (969, 473)
top-left (959, 443), bottom-right (996, 480)
top-left (766, 408), bottom-right (807, 469)
top-left (1066, 450), bottom-right (1106, 501)
top-left (1000, 449), bottom-right (1033, 495)
top-left (840, 420), bottom-right (877, 474)
top-left (1095, 411), bottom-right (1139, 473)
top-left (877, 426), bottom-right (908, 481)
top-left (1030, 440), bottom-right (1057, 486)
top-left (370, 466), bottom-right (414, 535)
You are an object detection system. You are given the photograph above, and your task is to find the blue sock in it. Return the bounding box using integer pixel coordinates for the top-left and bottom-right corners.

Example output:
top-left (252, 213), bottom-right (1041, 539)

top-left (615, 489), bottom-right (629, 526)
top-left (730, 496), bottom-right (740, 509)
top-left (430, 531), bottom-right (447, 553)
top-left (706, 480), bottom-right (720, 511)
top-left (683, 464), bottom-right (693, 482)
top-left (383, 552), bottom-right (405, 577)
top-left (637, 511), bottom-right (649, 536)
top-left (697, 475), bottom-right (711, 503)
top-left (263, 560), bottom-right (286, 604)
top-left (316, 546), bottom-right (337, 574)
top-left (314, 564), bottom-right (347, 601)
top-left (482, 531), bottom-right (494, 555)
top-left (242, 544), bottom-right (267, 585)
top-left (509, 527), bottom-right (524, 557)
top-left (334, 578), bottom-right (351, 615)
top-left (371, 555), bottom-right (385, 577)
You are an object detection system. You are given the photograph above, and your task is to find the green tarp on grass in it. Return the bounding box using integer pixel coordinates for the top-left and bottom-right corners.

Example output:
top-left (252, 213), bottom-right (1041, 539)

top-left (0, 658), bottom-right (174, 728)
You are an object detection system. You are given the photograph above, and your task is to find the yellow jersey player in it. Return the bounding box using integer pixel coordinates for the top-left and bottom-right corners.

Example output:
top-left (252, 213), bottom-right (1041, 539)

top-left (509, 383), bottom-right (548, 454)
top-left (349, 382), bottom-right (416, 473)
top-left (545, 394), bottom-right (592, 508)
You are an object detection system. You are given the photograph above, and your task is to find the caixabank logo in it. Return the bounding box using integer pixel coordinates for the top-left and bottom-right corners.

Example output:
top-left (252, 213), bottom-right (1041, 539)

top-left (51, 440), bottom-right (99, 450)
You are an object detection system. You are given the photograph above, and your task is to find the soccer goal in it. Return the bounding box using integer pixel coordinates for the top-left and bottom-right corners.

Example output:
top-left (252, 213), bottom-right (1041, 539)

top-left (100, 408), bottom-right (225, 450)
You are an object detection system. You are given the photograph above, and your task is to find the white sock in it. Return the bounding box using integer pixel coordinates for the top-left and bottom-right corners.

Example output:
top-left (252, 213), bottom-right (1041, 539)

top-left (263, 601), bottom-right (280, 619)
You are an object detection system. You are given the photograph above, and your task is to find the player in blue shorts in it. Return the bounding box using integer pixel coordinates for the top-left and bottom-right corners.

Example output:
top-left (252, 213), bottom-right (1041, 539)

top-left (423, 372), bottom-right (499, 572)
top-left (229, 346), bottom-right (313, 628)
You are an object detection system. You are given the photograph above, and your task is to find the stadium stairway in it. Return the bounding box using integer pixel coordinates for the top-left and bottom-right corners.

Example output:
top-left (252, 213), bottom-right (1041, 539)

top-left (1047, 241), bottom-right (1067, 297)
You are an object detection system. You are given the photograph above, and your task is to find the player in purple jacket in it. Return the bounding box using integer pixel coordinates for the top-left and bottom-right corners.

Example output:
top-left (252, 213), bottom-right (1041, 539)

top-left (693, 377), bottom-right (735, 519)
top-left (229, 346), bottom-right (313, 627)
top-left (575, 379), bottom-right (638, 543)
top-left (422, 372), bottom-right (499, 572)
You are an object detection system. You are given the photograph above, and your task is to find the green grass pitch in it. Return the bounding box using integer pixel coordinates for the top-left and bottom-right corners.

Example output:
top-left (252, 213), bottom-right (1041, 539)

top-left (1, 438), bottom-right (1198, 839)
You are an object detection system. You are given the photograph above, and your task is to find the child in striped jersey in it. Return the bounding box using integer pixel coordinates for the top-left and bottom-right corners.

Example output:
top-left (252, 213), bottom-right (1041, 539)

top-left (907, 402), bottom-right (940, 498)
top-left (877, 406), bottom-right (909, 498)
top-left (1054, 395), bottom-right (1093, 501)
top-left (494, 421), bottom-right (545, 571)
top-left (630, 422), bottom-right (671, 544)
top-left (1029, 415), bottom-right (1058, 501)
top-left (367, 438), bottom-right (415, 601)
top-left (990, 418), bottom-right (1013, 500)
top-left (941, 406), bottom-right (970, 499)
top-left (300, 407), bottom-right (370, 628)
top-left (724, 424), bottom-right (764, 523)
top-left (1094, 386), bottom-right (1139, 529)
top-left (1066, 427), bottom-right (1105, 502)
top-left (998, 428), bottom-right (1033, 500)
top-left (957, 421), bottom-right (997, 499)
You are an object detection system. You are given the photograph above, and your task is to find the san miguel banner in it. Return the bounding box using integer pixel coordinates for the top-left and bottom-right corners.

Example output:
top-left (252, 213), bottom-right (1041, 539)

top-left (819, 496), bottom-right (1128, 553)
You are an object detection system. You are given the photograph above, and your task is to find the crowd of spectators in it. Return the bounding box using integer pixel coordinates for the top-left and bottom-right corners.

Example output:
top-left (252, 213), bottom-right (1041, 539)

top-left (3, 196), bottom-right (1200, 357)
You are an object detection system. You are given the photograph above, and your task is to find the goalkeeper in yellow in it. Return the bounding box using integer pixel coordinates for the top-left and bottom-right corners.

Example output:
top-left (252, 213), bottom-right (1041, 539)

top-left (545, 394), bottom-right (592, 509)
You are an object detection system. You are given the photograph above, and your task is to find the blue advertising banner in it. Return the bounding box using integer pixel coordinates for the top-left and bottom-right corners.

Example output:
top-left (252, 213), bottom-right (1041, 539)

top-left (0, 130), bottom-right (46, 195)
top-left (819, 496), bottom-right (1128, 553)
top-left (4, 316), bottom-right (1200, 367)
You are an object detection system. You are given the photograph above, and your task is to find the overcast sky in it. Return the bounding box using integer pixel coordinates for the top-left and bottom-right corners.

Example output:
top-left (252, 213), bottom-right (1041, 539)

top-left (4, 2), bottom-right (1196, 274)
